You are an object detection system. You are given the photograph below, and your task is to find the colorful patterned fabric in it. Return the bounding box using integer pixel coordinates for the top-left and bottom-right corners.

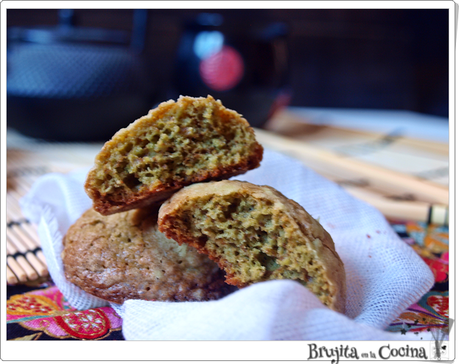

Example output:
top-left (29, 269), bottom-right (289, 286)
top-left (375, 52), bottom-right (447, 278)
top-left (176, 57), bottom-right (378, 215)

top-left (6, 220), bottom-right (448, 340)
top-left (7, 283), bottom-right (123, 340)
top-left (387, 221), bottom-right (449, 336)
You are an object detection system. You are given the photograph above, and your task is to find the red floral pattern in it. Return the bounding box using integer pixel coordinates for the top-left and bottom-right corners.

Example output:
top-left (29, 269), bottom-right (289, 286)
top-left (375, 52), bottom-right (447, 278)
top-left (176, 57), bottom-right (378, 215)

top-left (427, 295), bottom-right (448, 318)
top-left (7, 286), bottom-right (122, 340)
top-left (54, 309), bottom-right (111, 339)
top-left (422, 256), bottom-right (448, 283)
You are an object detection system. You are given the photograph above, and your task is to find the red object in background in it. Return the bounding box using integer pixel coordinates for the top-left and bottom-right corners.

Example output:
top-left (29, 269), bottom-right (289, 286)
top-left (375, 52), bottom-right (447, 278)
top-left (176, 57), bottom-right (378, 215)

top-left (174, 14), bottom-right (289, 129)
top-left (199, 45), bottom-right (244, 92)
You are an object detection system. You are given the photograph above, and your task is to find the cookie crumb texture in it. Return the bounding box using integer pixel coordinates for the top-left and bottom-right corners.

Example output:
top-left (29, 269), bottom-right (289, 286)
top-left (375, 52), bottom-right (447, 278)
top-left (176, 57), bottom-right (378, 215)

top-left (62, 208), bottom-right (234, 304)
top-left (158, 181), bottom-right (346, 313)
top-left (85, 95), bottom-right (263, 215)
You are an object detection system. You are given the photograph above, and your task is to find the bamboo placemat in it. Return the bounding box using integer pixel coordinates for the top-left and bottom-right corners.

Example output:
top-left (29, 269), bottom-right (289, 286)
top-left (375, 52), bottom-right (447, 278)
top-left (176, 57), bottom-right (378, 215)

top-left (264, 110), bottom-right (449, 186)
top-left (261, 110), bottom-right (449, 223)
top-left (6, 136), bottom-right (103, 285)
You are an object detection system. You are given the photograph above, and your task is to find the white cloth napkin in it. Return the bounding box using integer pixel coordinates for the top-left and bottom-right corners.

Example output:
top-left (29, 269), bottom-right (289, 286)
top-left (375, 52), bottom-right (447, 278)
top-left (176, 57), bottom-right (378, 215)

top-left (21, 148), bottom-right (434, 340)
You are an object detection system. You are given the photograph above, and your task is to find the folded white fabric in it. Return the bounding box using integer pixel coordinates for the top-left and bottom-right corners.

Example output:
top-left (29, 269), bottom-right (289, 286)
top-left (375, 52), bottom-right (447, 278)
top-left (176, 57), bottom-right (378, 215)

top-left (21, 148), bottom-right (434, 340)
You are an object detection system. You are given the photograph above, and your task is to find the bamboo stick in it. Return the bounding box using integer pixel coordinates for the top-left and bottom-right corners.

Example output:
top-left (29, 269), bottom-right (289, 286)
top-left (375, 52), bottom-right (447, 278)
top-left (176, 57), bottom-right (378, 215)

top-left (19, 224), bottom-right (41, 248)
top-left (7, 168), bottom-right (49, 278)
top-left (7, 266), bottom-right (19, 285)
top-left (7, 213), bottom-right (41, 250)
top-left (7, 192), bottom-right (42, 246)
top-left (7, 226), bottom-right (48, 277)
top-left (7, 256), bottom-right (27, 283)
top-left (7, 203), bottom-right (26, 223)
top-left (7, 191), bottom-right (26, 212)
top-left (6, 243), bottom-right (15, 255)
top-left (14, 256), bottom-right (38, 281)
top-left (9, 222), bottom-right (40, 250)
top-left (24, 252), bottom-right (48, 278)
top-left (7, 237), bottom-right (39, 281)
top-left (36, 250), bottom-right (47, 266)
top-left (7, 233), bottom-right (29, 254)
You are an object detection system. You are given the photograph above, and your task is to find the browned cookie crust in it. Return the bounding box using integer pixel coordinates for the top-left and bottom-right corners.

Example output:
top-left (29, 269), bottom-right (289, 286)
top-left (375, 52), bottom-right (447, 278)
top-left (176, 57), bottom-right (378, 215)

top-left (85, 95), bottom-right (263, 215)
top-left (158, 180), bottom-right (346, 313)
top-left (62, 208), bottom-right (235, 304)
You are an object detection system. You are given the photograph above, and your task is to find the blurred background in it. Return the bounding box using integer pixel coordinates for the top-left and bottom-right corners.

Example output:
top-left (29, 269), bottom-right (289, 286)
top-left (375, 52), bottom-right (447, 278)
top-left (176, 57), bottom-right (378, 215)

top-left (7, 8), bottom-right (449, 141)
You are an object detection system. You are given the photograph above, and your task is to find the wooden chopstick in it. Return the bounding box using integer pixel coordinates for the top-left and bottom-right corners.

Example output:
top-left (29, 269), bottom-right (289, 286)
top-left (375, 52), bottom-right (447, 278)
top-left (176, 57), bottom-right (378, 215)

top-left (344, 186), bottom-right (448, 225)
top-left (254, 128), bottom-right (449, 206)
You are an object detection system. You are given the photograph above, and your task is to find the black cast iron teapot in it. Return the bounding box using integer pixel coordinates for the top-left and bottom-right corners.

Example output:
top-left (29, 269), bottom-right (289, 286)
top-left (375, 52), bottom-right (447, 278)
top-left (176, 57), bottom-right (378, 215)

top-left (7, 9), bottom-right (156, 141)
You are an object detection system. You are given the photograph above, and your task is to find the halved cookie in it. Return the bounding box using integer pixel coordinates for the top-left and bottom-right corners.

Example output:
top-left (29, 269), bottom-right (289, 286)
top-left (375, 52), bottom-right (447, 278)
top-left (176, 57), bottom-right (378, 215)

top-left (158, 180), bottom-right (346, 313)
top-left (85, 95), bottom-right (263, 215)
top-left (62, 208), bottom-right (235, 304)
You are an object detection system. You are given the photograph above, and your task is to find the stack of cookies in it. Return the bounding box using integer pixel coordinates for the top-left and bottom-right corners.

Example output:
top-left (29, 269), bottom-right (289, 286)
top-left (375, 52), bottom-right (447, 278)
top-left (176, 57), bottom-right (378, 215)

top-left (63, 95), bottom-right (346, 313)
